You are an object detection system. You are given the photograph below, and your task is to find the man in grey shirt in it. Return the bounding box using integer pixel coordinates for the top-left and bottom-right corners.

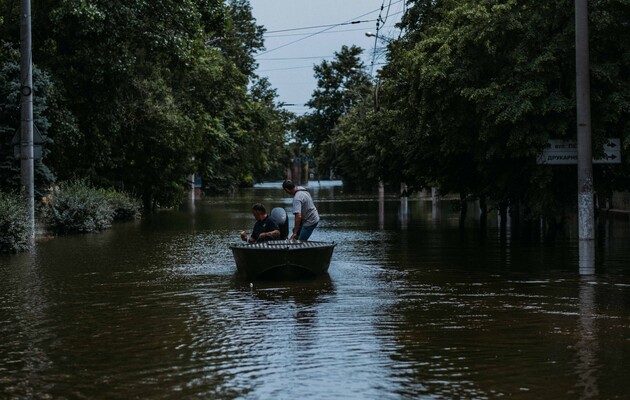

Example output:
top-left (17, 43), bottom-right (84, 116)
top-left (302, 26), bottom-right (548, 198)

top-left (282, 180), bottom-right (320, 241)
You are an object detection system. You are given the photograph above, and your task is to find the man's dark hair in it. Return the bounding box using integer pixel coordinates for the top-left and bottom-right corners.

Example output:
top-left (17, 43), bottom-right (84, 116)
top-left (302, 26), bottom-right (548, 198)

top-left (252, 203), bottom-right (267, 214)
top-left (282, 180), bottom-right (295, 190)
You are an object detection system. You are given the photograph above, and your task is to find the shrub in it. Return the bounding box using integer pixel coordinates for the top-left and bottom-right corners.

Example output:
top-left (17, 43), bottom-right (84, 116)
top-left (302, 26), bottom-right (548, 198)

top-left (42, 180), bottom-right (115, 234)
top-left (0, 192), bottom-right (31, 253)
top-left (105, 189), bottom-right (142, 221)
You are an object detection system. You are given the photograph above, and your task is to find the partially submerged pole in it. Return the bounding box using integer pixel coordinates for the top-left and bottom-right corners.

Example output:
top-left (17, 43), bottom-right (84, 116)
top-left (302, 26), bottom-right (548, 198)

top-left (575, 0), bottom-right (594, 240)
top-left (20, 0), bottom-right (35, 238)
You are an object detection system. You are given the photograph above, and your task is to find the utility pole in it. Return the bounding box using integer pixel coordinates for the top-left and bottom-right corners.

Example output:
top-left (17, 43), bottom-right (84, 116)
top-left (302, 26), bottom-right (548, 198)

top-left (575, 0), bottom-right (594, 240)
top-left (20, 0), bottom-right (35, 238)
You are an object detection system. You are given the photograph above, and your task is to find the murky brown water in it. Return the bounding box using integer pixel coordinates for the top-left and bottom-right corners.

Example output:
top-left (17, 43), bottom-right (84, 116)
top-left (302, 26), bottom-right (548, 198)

top-left (1, 181), bottom-right (629, 399)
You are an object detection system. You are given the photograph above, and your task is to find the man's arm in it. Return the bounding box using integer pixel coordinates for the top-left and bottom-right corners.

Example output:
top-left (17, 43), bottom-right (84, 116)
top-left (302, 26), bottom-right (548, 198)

top-left (258, 229), bottom-right (280, 241)
top-left (258, 218), bottom-right (281, 241)
top-left (291, 212), bottom-right (302, 240)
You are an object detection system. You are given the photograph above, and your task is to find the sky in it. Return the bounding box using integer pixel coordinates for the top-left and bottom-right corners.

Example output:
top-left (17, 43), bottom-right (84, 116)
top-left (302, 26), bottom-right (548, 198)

top-left (249, 0), bottom-right (405, 115)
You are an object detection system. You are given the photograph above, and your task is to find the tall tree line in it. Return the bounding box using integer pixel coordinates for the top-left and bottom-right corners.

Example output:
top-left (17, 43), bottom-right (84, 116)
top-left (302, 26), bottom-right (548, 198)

top-left (0, 0), bottom-right (290, 209)
top-left (309, 0), bottom-right (630, 221)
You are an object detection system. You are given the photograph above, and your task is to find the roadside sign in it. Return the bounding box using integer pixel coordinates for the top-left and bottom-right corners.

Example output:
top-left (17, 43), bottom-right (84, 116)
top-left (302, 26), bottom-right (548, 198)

top-left (537, 138), bottom-right (621, 165)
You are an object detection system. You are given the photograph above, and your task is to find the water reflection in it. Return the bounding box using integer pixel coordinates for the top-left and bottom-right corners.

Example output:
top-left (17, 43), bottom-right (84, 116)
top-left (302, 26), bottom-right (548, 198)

top-left (1, 182), bottom-right (629, 399)
top-left (378, 190), bottom-right (385, 230)
top-left (398, 197), bottom-right (409, 230)
top-left (233, 275), bottom-right (335, 306)
top-left (579, 240), bottom-right (595, 276)
top-left (576, 275), bottom-right (599, 399)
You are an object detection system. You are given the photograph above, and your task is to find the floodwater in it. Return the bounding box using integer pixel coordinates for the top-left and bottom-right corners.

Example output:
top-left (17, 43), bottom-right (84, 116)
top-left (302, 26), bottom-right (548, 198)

top-left (1, 181), bottom-right (629, 399)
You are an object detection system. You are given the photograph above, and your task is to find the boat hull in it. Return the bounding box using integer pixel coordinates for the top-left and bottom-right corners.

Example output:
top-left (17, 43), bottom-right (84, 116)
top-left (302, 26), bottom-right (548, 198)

top-left (230, 241), bottom-right (336, 279)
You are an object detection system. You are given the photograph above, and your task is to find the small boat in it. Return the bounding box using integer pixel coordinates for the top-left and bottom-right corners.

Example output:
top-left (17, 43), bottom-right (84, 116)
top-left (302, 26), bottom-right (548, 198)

top-left (230, 207), bottom-right (335, 279)
top-left (230, 240), bottom-right (336, 279)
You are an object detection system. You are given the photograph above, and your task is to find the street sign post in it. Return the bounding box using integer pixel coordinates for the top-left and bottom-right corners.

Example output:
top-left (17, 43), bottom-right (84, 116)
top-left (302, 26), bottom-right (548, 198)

top-left (537, 138), bottom-right (621, 165)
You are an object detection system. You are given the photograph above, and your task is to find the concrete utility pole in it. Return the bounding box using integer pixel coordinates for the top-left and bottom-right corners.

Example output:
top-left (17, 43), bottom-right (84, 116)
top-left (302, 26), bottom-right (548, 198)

top-left (20, 0), bottom-right (35, 238)
top-left (575, 0), bottom-right (594, 240)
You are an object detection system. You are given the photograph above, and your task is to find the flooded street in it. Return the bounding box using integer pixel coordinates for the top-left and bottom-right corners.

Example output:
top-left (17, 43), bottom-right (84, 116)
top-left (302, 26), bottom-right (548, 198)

top-left (1, 181), bottom-right (629, 399)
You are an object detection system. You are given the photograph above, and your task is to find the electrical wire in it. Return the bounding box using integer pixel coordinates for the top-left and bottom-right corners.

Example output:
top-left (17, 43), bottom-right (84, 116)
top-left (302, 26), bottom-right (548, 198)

top-left (257, 0), bottom-right (404, 56)
top-left (258, 65), bottom-right (318, 72)
top-left (369, 0), bottom-right (402, 76)
top-left (265, 20), bottom-right (375, 34)
top-left (266, 26), bottom-right (380, 39)
top-left (258, 56), bottom-right (335, 60)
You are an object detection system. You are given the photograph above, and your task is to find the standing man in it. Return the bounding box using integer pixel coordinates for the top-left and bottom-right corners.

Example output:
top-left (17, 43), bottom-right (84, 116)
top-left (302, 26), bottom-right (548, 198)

top-left (282, 180), bottom-right (320, 241)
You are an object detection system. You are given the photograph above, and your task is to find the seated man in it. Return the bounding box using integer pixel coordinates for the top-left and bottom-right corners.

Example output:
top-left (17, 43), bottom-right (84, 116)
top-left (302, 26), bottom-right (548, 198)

top-left (240, 203), bottom-right (281, 243)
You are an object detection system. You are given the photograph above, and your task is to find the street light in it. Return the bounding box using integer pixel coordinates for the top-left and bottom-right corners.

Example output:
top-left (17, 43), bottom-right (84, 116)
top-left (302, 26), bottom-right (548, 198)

top-left (365, 32), bottom-right (394, 43)
top-left (365, 32), bottom-right (394, 76)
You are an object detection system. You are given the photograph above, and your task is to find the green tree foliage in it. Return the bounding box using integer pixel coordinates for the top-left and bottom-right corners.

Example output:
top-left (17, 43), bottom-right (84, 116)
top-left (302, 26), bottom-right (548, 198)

top-left (0, 43), bottom-right (56, 195)
top-left (42, 180), bottom-right (115, 234)
top-left (0, 191), bottom-right (31, 253)
top-left (338, 0), bottom-right (630, 217)
top-left (0, 0), bottom-right (290, 208)
top-left (41, 179), bottom-right (139, 233)
top-left (298, 45), bottom-right (372, 176)
top-left (334, 89), bottom-right (407, 190)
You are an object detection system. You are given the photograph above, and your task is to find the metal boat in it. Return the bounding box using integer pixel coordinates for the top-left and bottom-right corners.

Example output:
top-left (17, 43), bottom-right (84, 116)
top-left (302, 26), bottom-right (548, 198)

top-left (230, 207), bottom-right (335, 279)
top-left (230, 240), bottom-right (336, 279)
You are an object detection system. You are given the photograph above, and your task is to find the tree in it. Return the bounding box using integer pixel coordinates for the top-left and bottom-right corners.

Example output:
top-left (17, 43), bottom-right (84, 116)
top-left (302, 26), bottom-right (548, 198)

top-left (375, 0), bottom-right (629, 220)
top-left (0, 0), bottom-right (290, 207)
top-left (299, 45), bottom-right (372, 177)
top-left (0, 43), bottom-right (56, 195)
top-left (326, 0), bottom-right (630, 225)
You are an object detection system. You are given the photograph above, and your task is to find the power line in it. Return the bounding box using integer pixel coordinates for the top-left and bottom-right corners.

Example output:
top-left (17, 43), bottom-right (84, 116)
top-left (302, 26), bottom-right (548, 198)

top-left (370, 0), bottom-right (403, 76)
top-left (265, 25), bottom-right (399, 39)
top-left (258, 65), bottom-right (316, 72)
top-left (257, 1), bottom-right (404, 56)
top-left (258, 56), bottom-right (335, 61)
top-left (265, 19), bottom-right (374, 34)
top-left (258, 22), bottom-right (360, 56)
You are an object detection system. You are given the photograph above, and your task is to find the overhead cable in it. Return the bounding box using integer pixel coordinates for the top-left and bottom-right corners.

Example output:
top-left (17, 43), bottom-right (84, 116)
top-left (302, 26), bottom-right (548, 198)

top-left (257, 0), bottom-right (404, 56)
top-left (265, 20), bottom-right (374, 34)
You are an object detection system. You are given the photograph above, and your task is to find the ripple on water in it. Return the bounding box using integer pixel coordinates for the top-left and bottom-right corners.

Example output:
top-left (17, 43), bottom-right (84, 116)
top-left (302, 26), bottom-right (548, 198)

top-left (1, 191), bottom-right (630, 399)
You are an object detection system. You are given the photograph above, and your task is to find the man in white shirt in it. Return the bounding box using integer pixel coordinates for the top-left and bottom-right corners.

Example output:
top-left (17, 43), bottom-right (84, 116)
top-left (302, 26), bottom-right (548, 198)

top-left (282, 180), bottom-right (320, 241)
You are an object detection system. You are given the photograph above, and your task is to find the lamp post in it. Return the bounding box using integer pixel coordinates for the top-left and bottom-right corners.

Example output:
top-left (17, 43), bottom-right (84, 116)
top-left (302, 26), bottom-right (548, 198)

top-left (20, 0), bottom-right (35, 239)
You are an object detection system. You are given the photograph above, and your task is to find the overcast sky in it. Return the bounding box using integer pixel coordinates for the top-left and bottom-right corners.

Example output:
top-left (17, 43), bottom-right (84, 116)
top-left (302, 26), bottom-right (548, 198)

top-left (249, 0), bottom-right (405, 115)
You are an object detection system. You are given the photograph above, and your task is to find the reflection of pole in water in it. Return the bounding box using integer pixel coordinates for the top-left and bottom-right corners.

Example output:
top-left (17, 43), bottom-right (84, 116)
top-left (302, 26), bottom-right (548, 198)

top-left (399, 197), bottom-right (409, 230)
top-left (431, 187), bottom-right (439, 223)
top-left (576, 283), bottom-right (599, 397)
top-left (378, 181), bottom-right (385, 230)
top-left (189, 173), bottom-right (195, 201)
top-left (579, 240), bottom-right (595, 276)
top-left (576, 240), bottom-right (598, 398)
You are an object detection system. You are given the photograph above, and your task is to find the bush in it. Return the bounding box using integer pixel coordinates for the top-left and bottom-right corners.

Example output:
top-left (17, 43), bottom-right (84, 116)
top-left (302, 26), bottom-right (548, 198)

top-left (0, 192), bottom-right (31, 253)
top-left (105, 189), bottom-right (142, 221)
top-left (43, 180), bottom-right (115, 234)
